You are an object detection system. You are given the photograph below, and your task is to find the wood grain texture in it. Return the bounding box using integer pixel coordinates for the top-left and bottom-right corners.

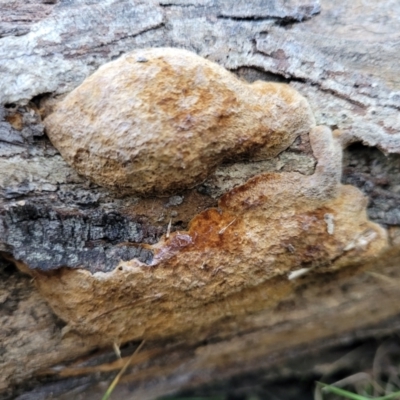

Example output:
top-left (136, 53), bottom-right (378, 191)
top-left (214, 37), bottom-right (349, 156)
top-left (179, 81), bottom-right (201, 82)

top-left (1, 0), bottom-right (400, 398)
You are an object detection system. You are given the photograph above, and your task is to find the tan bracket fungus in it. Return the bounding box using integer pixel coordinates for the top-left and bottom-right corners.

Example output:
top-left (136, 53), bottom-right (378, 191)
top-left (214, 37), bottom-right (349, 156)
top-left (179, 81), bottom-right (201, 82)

top-left (31, 49), bottom-right (388, 344)
top-left (45, 48), bottom-right (316, 196)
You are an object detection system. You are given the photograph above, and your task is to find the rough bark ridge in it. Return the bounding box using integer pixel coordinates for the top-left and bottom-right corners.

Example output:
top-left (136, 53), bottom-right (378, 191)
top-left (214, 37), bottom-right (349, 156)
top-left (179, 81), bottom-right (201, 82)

top-left (1, 0), bottom-right (400, 399)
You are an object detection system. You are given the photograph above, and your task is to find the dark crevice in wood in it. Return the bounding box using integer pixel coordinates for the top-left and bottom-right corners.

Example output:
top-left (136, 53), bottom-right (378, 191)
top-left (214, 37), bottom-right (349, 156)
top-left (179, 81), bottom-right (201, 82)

top-left (3, 203), bottom-right (159, 272)
top-left (342, 143), bottom-right (400, 227)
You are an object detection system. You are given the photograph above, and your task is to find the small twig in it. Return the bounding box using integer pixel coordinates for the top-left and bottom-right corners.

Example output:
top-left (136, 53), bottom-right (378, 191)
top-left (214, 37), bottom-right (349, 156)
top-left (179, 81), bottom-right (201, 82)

top-left (288, 267), bottom-right (312, 280)
top-left (218, 218), bottom-right (236, 235)
top-left (166, 218), bottom-right (172, 238)
top-left (102, 340), bottom-right (145, 400)
top-left (89, 294), bottom-right (163, 323)
top-left (112, 342), bottom-right (121, 359)
top-left (367, 271), bottom-right (400, 286)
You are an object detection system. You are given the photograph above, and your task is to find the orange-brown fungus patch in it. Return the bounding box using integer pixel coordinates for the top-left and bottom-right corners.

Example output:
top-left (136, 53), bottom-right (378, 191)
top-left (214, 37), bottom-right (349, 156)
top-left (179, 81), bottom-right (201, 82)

top-left (25, 127), bottom-right (388, 345)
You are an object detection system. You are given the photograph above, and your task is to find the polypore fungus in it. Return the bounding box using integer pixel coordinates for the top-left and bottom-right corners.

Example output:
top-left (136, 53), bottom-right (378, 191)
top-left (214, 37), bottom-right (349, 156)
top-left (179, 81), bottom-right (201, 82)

top-left (44, 47), bottom-right (315, 195)
top-left (19, 49), bottom-right (387, 345)
top-left (26, 126), bottom-right (387, 344)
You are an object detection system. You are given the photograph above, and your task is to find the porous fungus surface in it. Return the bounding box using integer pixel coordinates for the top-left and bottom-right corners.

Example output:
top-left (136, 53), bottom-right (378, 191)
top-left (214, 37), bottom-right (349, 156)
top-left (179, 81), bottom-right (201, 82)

top-left (28, 127), bottom-right (388, 344)
top-left (44, 47), bottom-right (315, 196)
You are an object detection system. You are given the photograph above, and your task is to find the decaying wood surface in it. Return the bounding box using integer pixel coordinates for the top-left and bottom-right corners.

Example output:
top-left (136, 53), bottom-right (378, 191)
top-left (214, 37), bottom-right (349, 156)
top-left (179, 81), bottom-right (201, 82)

top-left (1, 1), bottom-right (400, 399)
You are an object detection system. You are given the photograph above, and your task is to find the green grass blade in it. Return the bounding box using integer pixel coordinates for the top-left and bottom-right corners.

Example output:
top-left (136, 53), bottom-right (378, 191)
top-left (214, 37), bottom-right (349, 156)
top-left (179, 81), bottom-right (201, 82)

top-left (376, 391), bottom-right (400, 400)
top-left (317, 382), bottom-right (371, 400)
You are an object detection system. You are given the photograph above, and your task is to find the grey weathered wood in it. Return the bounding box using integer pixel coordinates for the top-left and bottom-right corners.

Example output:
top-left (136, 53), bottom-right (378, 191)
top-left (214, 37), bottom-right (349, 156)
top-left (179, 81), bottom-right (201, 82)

top-left (1, 0), bottom-right (400, 398)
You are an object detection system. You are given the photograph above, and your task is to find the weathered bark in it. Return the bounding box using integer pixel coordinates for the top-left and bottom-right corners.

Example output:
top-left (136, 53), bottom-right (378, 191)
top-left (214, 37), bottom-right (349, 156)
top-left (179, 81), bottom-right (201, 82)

top-left (1, 0), bottom-right (400, 399)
